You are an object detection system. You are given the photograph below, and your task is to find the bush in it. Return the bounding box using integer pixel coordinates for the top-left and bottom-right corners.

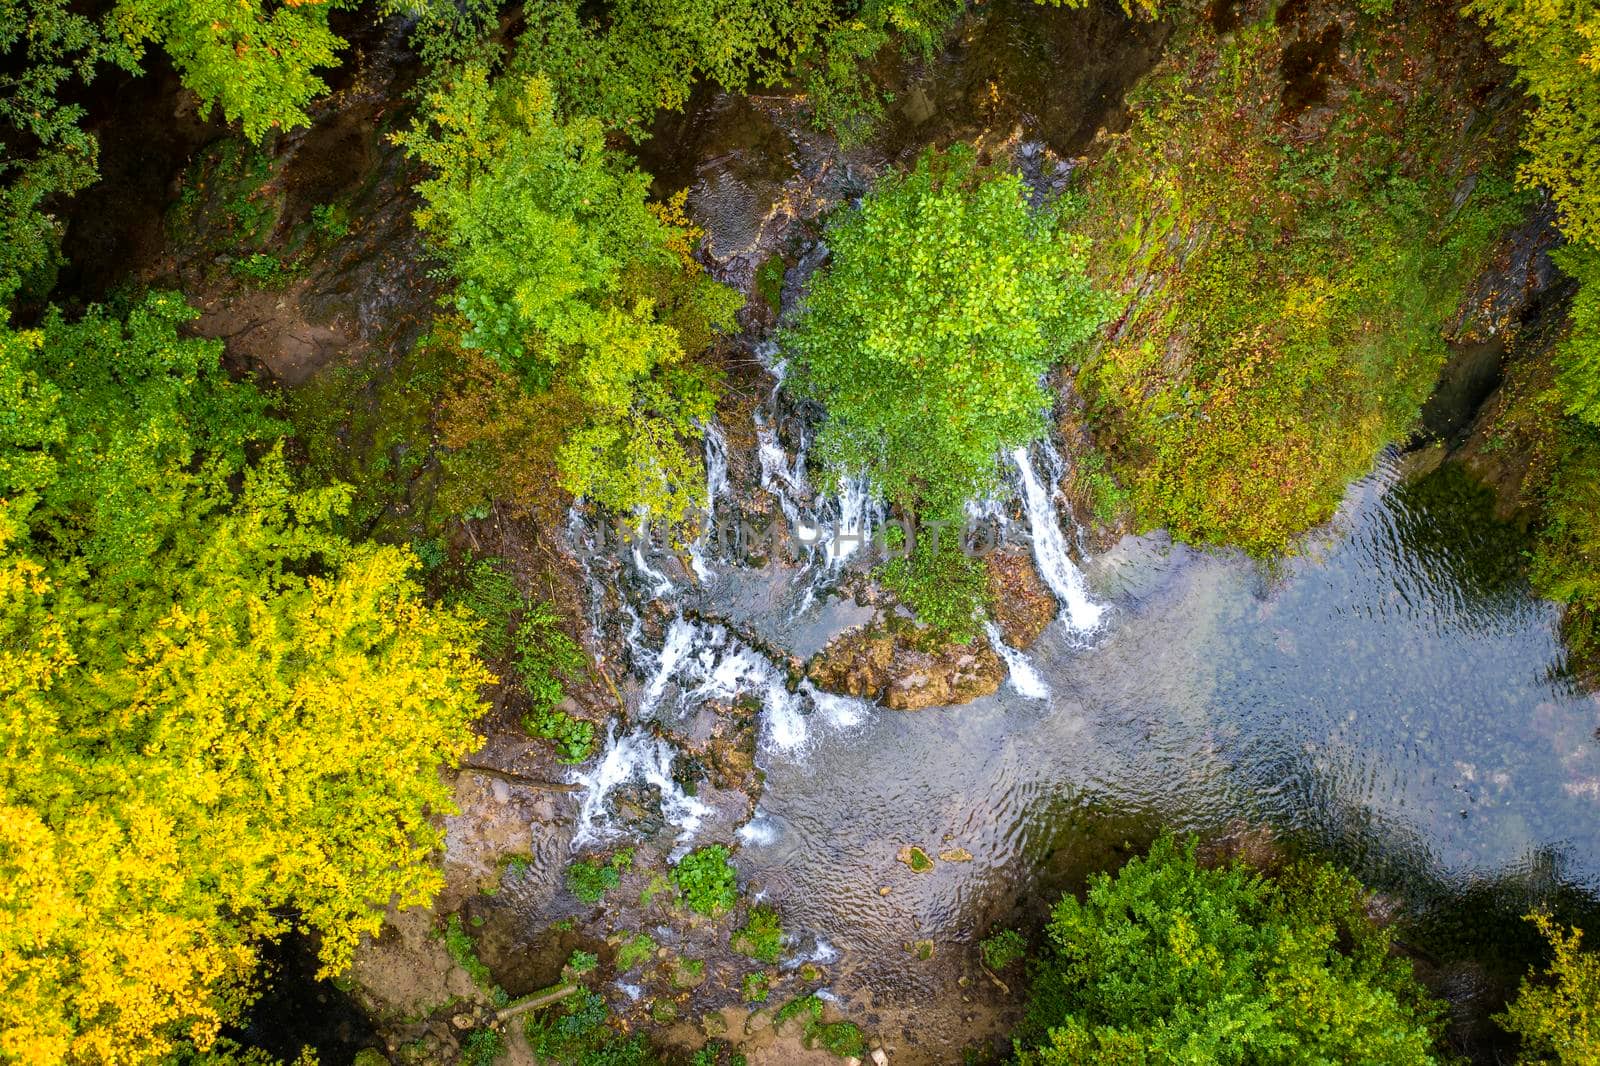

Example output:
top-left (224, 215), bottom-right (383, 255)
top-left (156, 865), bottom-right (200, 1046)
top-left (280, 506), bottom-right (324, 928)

top-left (1016, 833), bottom-right (1446, 1064)
top-left (732, 906), bottom-right (785, 964)
top-left (783, 145), bottom-right (1108, 521)
top-left (566, 849), bottom-right (634, 904)
top-left (878, 532), bottom-right (991, 641)
top-left (1497, 913), bottom-right (1600, 1063)
top-left (673, 845), bottom-right (739, 917)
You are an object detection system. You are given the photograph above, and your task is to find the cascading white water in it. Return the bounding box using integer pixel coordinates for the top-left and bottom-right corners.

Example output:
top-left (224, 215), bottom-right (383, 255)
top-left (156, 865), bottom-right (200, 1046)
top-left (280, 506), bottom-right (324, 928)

top-left (1010, 445), bottom-right (1106, 631)
top-left (689, 421), bottom-right (730, 581)
top-left (983, 621), bottom-right (1050, 700)
top-left (571, 725), bottom-right (713, 851)
top-left (631, 512), bottom-right (674, 598)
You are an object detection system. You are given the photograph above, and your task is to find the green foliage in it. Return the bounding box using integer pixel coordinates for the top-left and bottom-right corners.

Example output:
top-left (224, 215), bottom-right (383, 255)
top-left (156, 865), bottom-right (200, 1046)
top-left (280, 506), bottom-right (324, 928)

top-left (1466, 0), bottom-right (1599, 248)
top-left (979, 928), bottom-right (1027, 971)
top-left (514, 0), bottom-right (831, 138)
top-left (797, 0), bottom-right (964, 144)
top-left (0, 295), bottom-right (490, 1062)
top-left (1529, 425), bottom-right (1600, 679)
top-left (1016, 833), bottom-right (1445, 1064)
top-left (673, 844), bottom-right (739, 917)
top-left (525, 987), bottom-right (662, 1065)
top-left (878, 533), bottom-right (990, 641)
top-left (452, 558), bottom-right (524, 658)
top-left (395, 66), bottom-right (739, 522)
top-left (444, 914), bottom-right (494, 991)
top-left (784, 145), bottom-right (1108, 520)
top-left (1496, 913), bottom-right (1600, 1064)
top-left (567, 849), bottom-right (635, 904)
top-left (732, 905), bottom-right (785, 963)
top-left (459, 1027), bottom-right (505, 1066)
top-left (0, 0), bottom-right (139, 310)
top-left (515, 599), bottom-right (593, 763)
top-left (616, 932), bottom-right (659, 971)
top-left (773, 995), bottom-right (865, 1058)
top-left (1552, 245), bottom-right (1600, 427)
top-left (230, 252), bottom-right (293, 288)
top-left (567, 949), bottom-right (599, 974)
top-left (1071, 15), bottom-right (1527, 554)
top-left (742, 971), bottom-right (771, 1003)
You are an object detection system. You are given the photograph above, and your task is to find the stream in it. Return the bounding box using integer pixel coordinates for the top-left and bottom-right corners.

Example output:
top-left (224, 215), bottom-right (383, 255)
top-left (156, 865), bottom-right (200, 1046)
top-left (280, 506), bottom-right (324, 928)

top-left (567, 389), bottom-right (1600, 1012)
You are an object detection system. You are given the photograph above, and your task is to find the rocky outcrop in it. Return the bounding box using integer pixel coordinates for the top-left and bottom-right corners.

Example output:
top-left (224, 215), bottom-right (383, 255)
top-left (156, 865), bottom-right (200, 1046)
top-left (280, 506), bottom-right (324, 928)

top-left (805, 617), bottom-right (1007, 710)
top-left (985, 547), bottom-right (1056, 649)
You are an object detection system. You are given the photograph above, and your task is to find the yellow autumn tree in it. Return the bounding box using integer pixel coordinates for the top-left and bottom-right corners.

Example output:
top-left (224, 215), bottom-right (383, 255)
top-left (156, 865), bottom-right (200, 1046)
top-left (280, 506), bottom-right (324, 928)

top-left (0, 296), bottom-right (491, 1064)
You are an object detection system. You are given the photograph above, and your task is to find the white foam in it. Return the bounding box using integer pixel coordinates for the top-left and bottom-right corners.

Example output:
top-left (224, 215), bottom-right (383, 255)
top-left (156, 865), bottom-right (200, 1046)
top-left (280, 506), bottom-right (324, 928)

top-left (571, 725), bottom-right (713, 850)
top-left (984, 621), bottom-right (1051, 700)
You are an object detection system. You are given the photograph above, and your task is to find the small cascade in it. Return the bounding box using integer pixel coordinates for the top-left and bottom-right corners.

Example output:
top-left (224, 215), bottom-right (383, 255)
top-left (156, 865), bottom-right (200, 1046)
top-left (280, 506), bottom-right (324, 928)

top-left (823, 470), bottom-right (879, 567)
top-left (630, 512), bottom-right (674, 598)
top-left (571, 725), bottom-right (713, 851)
top-left (1010, 445), bottom-right (1106, 632)
top-left (689, 421), bottom-right (730, 581)
top-left (984, 622), bottom-right (1050, 700)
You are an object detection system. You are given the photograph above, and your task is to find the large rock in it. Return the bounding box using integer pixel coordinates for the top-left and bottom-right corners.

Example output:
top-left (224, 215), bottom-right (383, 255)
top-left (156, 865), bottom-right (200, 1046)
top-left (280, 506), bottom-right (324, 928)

top-left (985, 547), bottom-right (1057, 649)
top-left (806, 619), bottom-right (1006, 710)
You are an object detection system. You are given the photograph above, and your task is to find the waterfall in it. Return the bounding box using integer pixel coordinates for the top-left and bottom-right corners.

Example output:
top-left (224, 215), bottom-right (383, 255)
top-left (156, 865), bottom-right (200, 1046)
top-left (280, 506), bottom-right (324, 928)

top-left (1010, 445), bottom-right (1106, 632)
top-left (984, 622), bottom-right (1050, 699)
top-left (689, 421), bottom-right (730, 581)
top-left (571, 725), bottom-right (713, 852)
top-left (630, 512), bottom-right (674, 598)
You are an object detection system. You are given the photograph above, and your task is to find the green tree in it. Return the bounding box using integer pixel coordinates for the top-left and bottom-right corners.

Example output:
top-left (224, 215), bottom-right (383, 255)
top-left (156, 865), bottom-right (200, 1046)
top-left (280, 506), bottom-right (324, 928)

top-left (783, 145), bottom-right (1108, 521)
top-left (396, 66), bottom-right (740, 522)
top-left (1017, 834), bottom-right (1445, 1064)
top-left (0, 295), bottom-right (491, 1064)
top-left (1466, 0), bottom-right (1600, 248)
top-left (1497, 913), bottom-right (1600, 1064)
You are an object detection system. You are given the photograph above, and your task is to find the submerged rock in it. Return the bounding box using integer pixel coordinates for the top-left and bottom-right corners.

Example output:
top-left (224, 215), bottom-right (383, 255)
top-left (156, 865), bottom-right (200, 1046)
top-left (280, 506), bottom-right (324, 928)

top-left (805, 618), bottom-right (1007, 709)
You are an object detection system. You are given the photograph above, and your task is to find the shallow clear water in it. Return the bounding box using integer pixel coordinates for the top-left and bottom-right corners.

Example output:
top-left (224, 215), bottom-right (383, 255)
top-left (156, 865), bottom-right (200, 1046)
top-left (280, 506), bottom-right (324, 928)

top-left (730, 453), bottom-right (1600, 999)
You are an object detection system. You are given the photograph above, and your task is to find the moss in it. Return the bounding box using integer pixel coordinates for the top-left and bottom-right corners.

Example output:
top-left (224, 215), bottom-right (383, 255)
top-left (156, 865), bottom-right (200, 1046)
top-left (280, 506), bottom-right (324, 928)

top-left (980, 928), bottom-right (1027, 970)
top-left (741, 971), bottom-right (771, 1003)
top-left (616, 931), bottom-right (658, 971)
top-left (897, 845), bottom-right (935, 873)
top-left (1070, 5), bottom-right (1527, 555)
top-left (732, 905), bottom-right (785, 964)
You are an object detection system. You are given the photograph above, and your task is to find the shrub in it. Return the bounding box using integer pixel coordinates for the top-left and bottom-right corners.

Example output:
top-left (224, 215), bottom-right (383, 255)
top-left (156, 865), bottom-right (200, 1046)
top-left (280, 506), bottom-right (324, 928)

top-left (566, 849), bottom-right (634, 904)
top-left (0, 295), bottom-right (490, 1062)
top-left (566, 949), bottom-right (598, 974)
top-left (1016, 833), bottom-right (1445, 1064)
top-left (878, 533), bottom-right (991, 641)
top-left (673, 845), bottom-right (739, 917)
top-left (979, 928), bottom-right (1027, 971)
top-left (784, 145), bottom-right (1108, 522)
top-left (732, 906), bottom-right (785, 964)
top-left (1497, 913), bottom-right (1600, 1063)
top-left (1465, 0), bottom-right (1599, 248)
